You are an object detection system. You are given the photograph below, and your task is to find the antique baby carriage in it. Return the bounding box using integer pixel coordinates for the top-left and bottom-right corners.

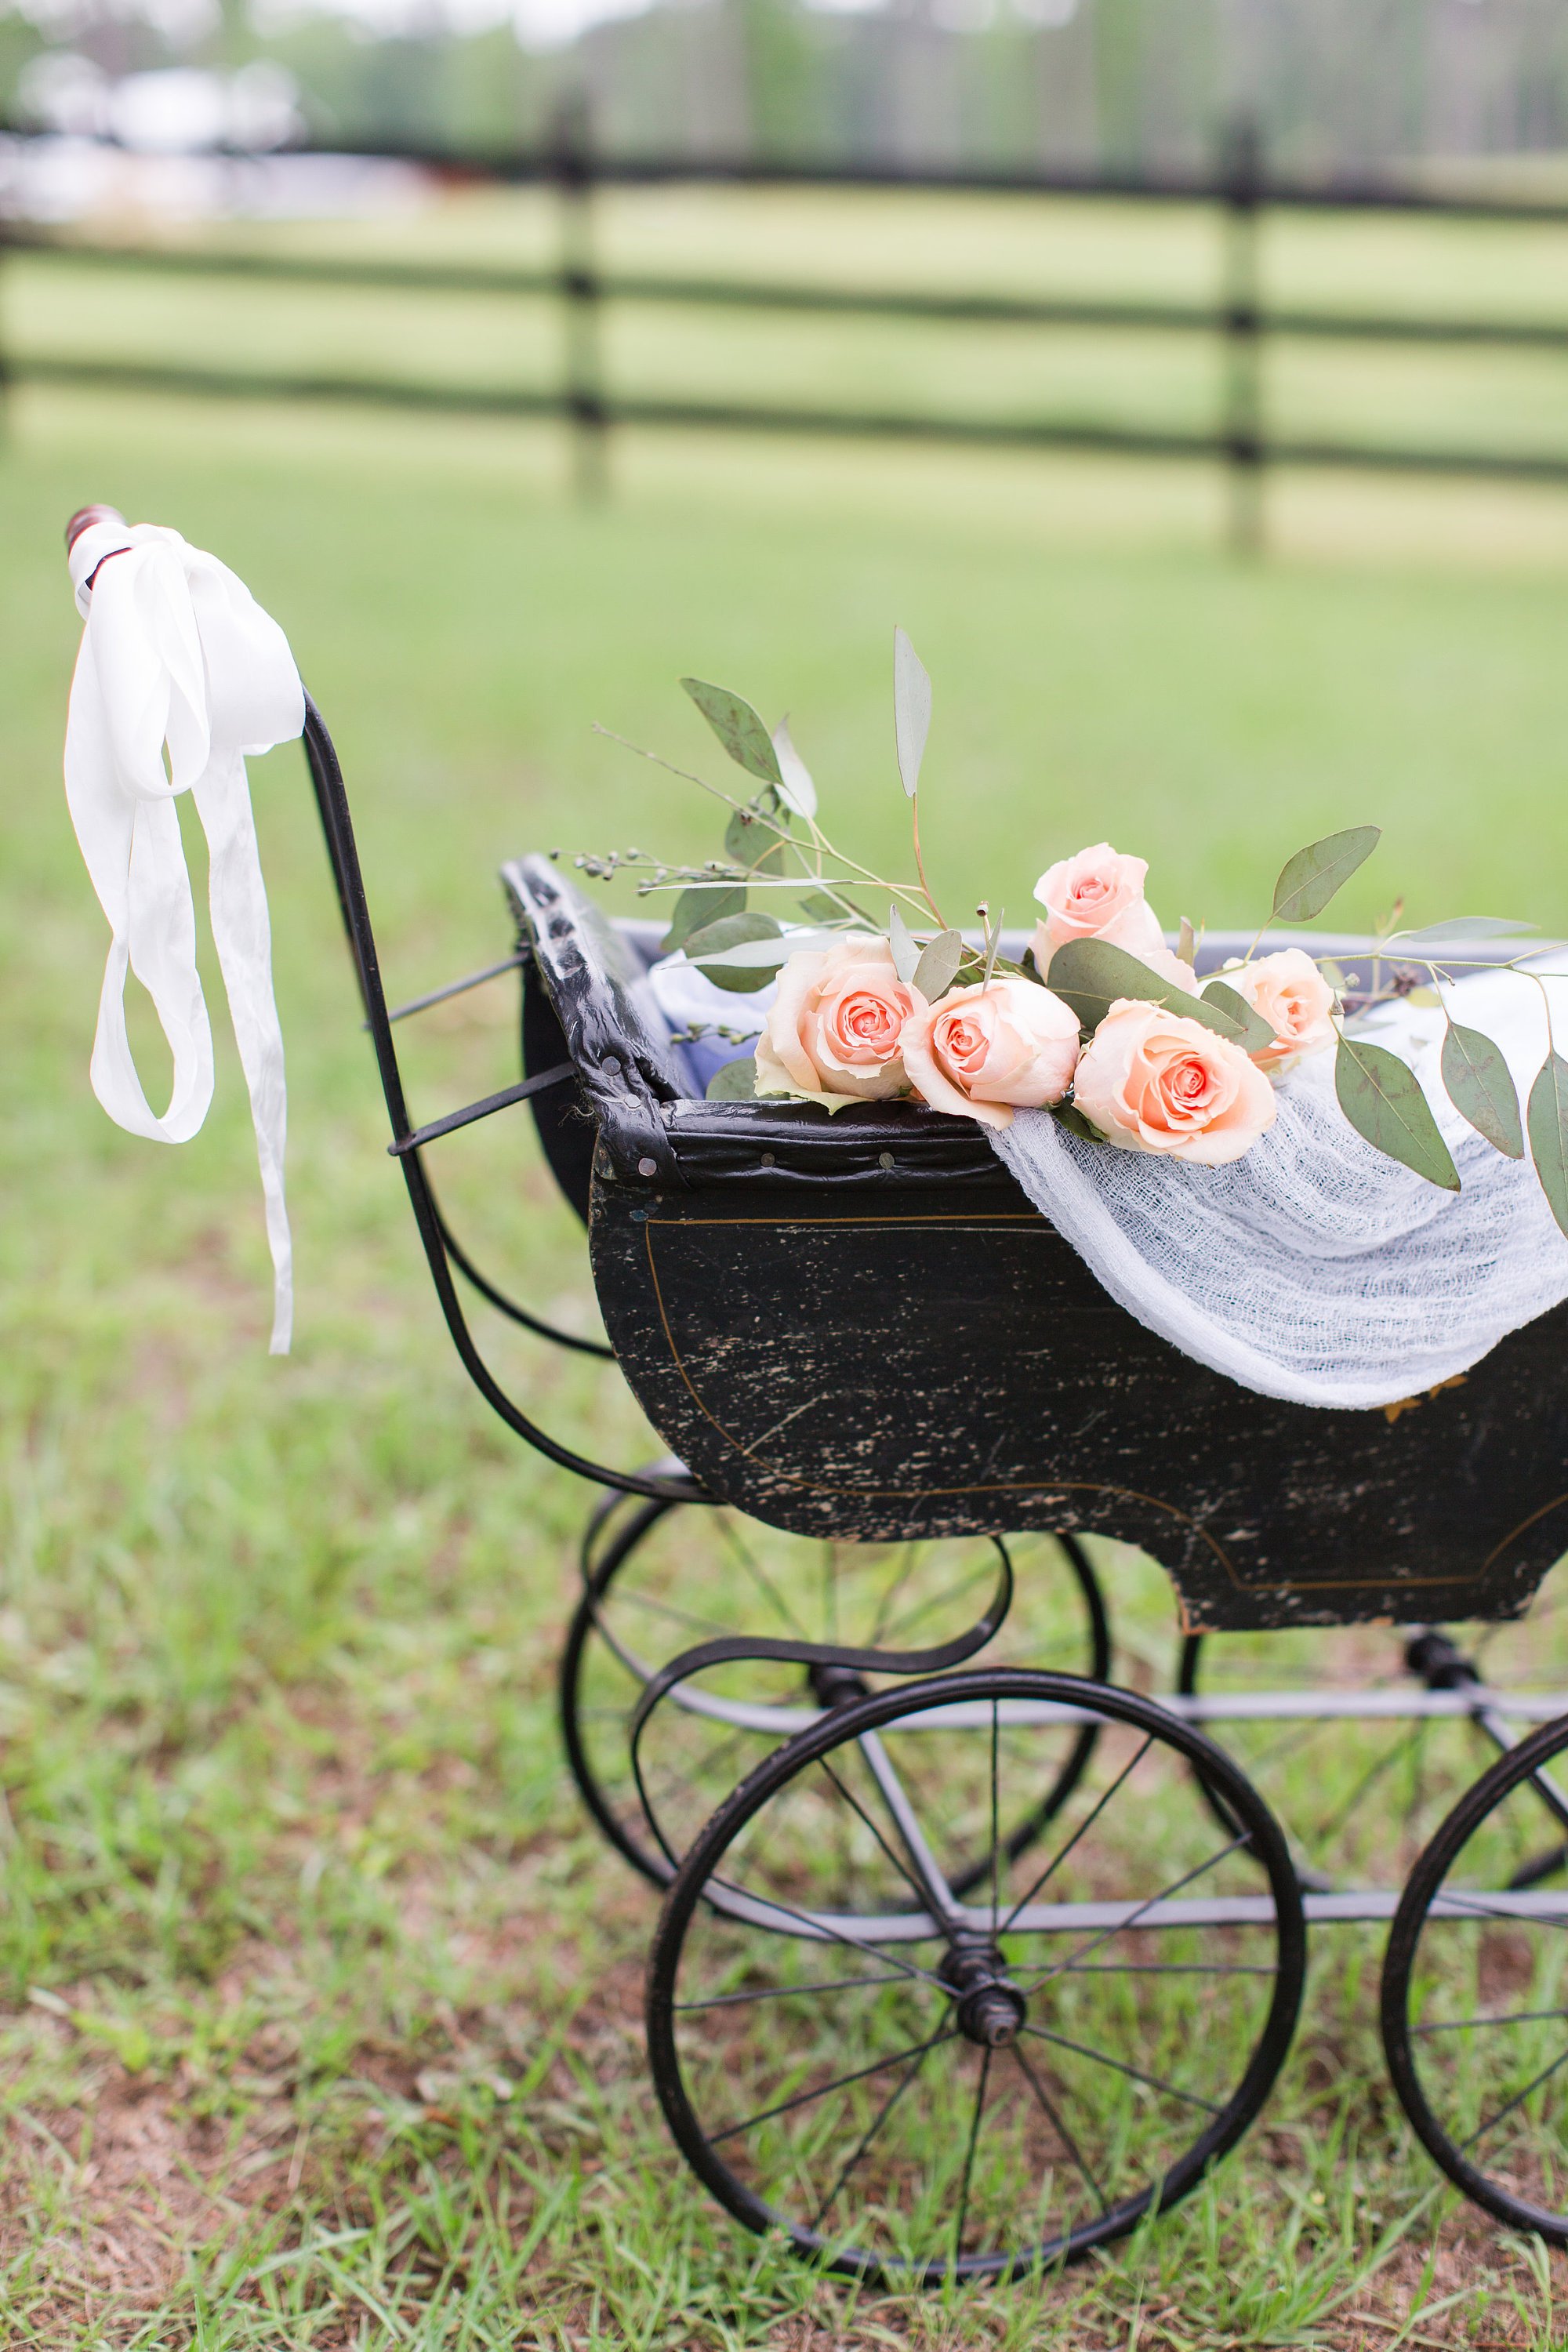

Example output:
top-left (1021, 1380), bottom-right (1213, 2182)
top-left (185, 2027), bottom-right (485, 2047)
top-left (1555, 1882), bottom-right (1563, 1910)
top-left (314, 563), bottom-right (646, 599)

top-left (285, 693), bottom-right (1568, 2285)
top-left (61, 509), bottom-right (1568, 2284)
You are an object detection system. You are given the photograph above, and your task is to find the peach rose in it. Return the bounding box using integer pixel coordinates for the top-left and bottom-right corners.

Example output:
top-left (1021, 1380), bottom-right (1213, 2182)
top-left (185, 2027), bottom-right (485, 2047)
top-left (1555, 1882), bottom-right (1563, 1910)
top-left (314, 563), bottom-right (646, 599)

top-left (754, 938), bottom-right (916, 1109)
top-left (899, 976), bottom-right (1081, 1132)
top-left (1221, 949), bottom-right (1337, 1075)
top-left (1033, 841), bottom-right (1163, 967)
top-left (1072, 998), bottom-right (1277, 1166)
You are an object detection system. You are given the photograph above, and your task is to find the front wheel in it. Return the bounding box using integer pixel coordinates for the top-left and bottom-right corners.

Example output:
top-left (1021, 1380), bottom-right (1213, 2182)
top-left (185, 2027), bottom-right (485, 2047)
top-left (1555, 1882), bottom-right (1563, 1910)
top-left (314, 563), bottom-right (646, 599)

top-left (647, 1670), bottom-right (1305, 2288)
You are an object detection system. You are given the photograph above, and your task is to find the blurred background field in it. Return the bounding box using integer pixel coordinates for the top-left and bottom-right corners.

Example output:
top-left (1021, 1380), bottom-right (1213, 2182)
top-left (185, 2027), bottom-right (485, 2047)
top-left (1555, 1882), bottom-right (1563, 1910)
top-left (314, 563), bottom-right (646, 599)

top-left (9, 0), bottom-right (1568, 2334)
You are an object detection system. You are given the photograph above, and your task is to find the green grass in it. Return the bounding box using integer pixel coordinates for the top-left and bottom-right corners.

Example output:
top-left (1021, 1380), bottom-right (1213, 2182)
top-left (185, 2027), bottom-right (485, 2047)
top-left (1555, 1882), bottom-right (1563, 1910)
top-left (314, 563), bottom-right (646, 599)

top-left (7, 366), bottom-right (1568, 2343)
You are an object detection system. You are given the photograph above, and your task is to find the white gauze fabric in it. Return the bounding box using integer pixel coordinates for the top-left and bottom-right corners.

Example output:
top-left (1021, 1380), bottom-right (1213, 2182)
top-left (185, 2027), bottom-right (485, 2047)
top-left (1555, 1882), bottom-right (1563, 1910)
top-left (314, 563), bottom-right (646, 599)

top-left (989, 958), bottom-right (1568, 1410)
top-left (64, 517), bottom-right (304, 1353)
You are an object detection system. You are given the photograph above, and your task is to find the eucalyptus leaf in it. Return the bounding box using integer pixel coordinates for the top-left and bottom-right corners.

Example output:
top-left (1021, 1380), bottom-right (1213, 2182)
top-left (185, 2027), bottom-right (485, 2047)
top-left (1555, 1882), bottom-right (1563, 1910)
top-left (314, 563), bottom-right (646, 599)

top-left (684, 924), bottom-right (844, 973)
top-left (1334, 1034), bottom-right (1460, 1191)
top-left (1272, 826), bottom-right (1381, 924)
top-left (662, 883), bottom-right (744, 956)
top-left (1442, 1020), bottom-right (1523, 1159)
top-left (1047, 938), bottom-right (1250, 1044)
top-left (706, 1054), bottom-right (758, 1102)
top-left (686, 910), bottom-right (786, 994)
top-left (680, 677), bottom-right (784, 788)
top-left (771, 717), bottom-right (817, 820)
top-left (798, 889), bottom-right (874, 929)
top-left (1199, 979), bottom-right (1277, 1056)
top-left (913, 927), bottom-right (964, 1002)
top-left (888, 902), bottom-right (921, 985)
top-left (1051, 1100), bottom-right (1100, 1144)
top-left (893, 626), bottom-right (931, 800)
top-left (724, 798), bottom-right (787, 874)
top-left (1530, 1052), bottom-right (1568, 1237)
top-left (1400, 916), bottom-right (1538, 946)
top-left (1177, 917), bottom-right (1196, 967)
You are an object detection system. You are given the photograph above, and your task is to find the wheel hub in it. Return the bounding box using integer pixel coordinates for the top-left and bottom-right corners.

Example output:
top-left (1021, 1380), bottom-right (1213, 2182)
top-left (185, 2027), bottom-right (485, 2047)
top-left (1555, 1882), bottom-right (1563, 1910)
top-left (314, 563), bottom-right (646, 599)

top-left (942, 1939), bottom-right (1027, 2048)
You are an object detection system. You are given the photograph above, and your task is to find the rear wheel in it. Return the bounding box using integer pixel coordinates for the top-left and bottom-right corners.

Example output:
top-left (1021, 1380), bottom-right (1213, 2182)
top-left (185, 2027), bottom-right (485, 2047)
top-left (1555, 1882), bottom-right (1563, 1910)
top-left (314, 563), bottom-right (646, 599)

top-left (1382, 1714), bottom-right (1568, 2243)
top-left (1175, 1598), bottom-right (1568, 1891)
top-left (561, 1504), bottom-right (1111, 1885)
top-left (647, 1669), bottom-right (1305, 2287)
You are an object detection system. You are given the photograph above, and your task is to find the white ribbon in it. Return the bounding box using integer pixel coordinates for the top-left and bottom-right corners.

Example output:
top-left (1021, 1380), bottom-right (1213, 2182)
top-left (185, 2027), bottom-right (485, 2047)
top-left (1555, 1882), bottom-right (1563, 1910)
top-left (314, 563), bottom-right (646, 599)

top-left (64, 518), bottom-right (304, 1353)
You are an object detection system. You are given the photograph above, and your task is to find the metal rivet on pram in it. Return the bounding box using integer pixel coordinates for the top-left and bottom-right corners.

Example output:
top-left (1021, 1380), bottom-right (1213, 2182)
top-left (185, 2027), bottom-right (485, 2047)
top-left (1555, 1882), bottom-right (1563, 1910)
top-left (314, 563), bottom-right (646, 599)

top-left (277, 671), bottom-right (1568, 2289)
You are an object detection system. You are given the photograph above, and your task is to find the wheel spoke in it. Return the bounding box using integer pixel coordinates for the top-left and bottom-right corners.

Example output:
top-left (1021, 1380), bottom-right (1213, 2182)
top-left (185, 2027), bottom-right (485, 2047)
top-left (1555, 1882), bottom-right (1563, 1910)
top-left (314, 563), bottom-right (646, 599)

top-left (1461, 2039), bottom-right (1568, 2154)
top-left (608, 1589), bottom-right (740, 1643)
top-left (710, 2027), bottom-right (959, 2147)
top-left (989, 1697), bottom-right (1002, 1934)
top-left (814, 1755), bottom-right (931, 1911)
top-left (1018, 2022), bottom-right (1221, 2117)
top-left (951, 2045), bottom-right (992, 2263)
top-left (878, 1563), bottom-right (995, 1648)
top-left (1011, 2036), bottom-right (1109, 2215)
top-left (676, 1969), bottom-right (916, 2012)
top-left (1014, 1830), bottom-right (1256, 1997)
top-left (868, 1541), bottom-right (926, 1646)
top-left (1000, 1733), bottom-right (1156, 1934)
top-left (1058, 1960), bottom-right (1276, 1978)
top-left (1414, 2005), bottom-right (1568, 2037)
top-left (808, 2035), bottom-right (936, 2231)
top-left (715, 1516), bottom-right (809, 1641)
top-left (1311, 1720), bottom-right (1421, 1849)
top-left (704, 1873), bottom-right (952, 1991)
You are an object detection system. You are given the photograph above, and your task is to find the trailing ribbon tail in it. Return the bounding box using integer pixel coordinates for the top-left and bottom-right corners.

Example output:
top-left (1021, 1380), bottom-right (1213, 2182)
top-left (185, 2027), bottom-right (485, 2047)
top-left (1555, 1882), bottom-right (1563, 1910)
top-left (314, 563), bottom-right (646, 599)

top-left (64, 510), bottom-right (305, 1353)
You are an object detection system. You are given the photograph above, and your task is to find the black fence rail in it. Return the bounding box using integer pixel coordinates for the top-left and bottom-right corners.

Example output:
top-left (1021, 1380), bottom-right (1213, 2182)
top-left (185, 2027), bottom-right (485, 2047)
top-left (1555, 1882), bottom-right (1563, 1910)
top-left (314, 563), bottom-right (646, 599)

top-left (8, 121), bottom-right (1568, 548)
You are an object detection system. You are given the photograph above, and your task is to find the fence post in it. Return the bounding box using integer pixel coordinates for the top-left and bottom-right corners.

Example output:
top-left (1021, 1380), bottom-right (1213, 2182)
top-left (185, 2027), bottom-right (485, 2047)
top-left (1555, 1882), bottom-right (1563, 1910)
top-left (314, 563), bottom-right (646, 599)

top-left (554, 94), bottom-right (606, 503)
top-left (1220, 114), bottom-right (1264, 558)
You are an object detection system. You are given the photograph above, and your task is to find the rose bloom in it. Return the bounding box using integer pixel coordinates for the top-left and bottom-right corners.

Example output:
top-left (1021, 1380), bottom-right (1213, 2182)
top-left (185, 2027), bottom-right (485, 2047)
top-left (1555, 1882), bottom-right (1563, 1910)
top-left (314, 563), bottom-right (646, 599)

top-left (899, 976), bottom-right (1081, 1132)
top-left (1033, 841), bottom-right (1163, 967)
top-left (754, 938), bottom-right (916, 1108)
top-left (1222, 948), bottom-right (1337, 1074)
top-left (1072, 997), bottom-right (1277, 1166)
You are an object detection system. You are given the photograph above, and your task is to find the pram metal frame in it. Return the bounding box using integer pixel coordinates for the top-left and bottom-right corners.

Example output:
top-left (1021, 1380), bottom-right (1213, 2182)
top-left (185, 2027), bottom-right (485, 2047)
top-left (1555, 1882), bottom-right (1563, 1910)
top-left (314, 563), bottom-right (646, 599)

top-left (289, 689), bottom-right (1568, 2275)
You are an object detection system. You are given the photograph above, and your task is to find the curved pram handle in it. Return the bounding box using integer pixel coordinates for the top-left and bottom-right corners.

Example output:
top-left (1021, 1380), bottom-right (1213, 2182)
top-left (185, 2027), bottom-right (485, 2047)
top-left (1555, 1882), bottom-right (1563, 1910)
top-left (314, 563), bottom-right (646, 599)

top-left (64, 506), bottom-right (697, 1505)
top-left (299, 695), bottom-right (702, 1505)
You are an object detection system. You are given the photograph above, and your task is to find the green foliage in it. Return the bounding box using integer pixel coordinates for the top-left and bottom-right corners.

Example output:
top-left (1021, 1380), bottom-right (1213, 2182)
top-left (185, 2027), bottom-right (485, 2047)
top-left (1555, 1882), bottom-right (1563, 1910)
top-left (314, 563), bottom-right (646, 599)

top-left (1334, 1033), bottom-right (1461, 1190)
top-left (680, 677), bottom-right (784, 789)
top-left (892, 625), bottom-right (931, 800)
top-left (662, 881), bottom-right (746, 955)
top-left (706, 1052), bottom-right (758, 1099)
top-left (1528, 1051), bottom-right (1568, 1238)
top-left (684, 909), bottom-right (784, 991)
top-left (1441, 1021), bottom-right (1524, 1160)
top-left (1198, 977), bottom-right (1276, 1054)
top-left (1047, 938), bottom-right (1254, 1044)
top-left (911, 926), bottom-right (963, 1000)
top-left (1272, 826), bottom-right (1382, 924)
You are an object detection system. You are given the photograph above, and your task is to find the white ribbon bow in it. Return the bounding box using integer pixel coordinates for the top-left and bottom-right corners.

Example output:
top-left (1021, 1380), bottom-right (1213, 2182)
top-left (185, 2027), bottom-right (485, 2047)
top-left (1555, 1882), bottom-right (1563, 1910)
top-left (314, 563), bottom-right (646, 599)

top-left (64, 517), bottom-right (304, 1353)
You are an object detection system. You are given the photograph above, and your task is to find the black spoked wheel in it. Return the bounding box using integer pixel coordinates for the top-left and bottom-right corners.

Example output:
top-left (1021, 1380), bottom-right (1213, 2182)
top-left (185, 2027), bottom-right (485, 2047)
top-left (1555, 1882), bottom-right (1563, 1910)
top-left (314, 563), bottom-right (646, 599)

top-left (647, 1670), bottom-right (1305, 2287)
top-left (561, 1504), bottom-right (1110, 1887)
top-left (1175, 1606), bottom-right (1568, 1893)
top-left (1382, 1714), bottom-right (1568, 2243)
